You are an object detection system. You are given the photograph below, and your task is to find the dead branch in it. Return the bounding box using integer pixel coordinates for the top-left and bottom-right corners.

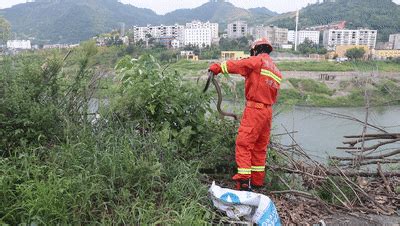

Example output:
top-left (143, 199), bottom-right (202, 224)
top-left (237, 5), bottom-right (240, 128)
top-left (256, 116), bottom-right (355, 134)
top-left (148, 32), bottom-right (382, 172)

top-left (344, 133), bottom-right (400, 139)
top-left (271, 190), bottom-right (316, 199)
top-left (377, 162), bottom-right (392, 193)
top-left (331, 149), bottom-right (400, 161)
top-left (337, 138), bottom-right (400, 152)
top-left (272, 131), bottom-right (298, 137)
top-left (338, 159), bottom-right (400, 167)
top-left (271, 164), bottom-right (400, 177)
top-left (270, 165), bottom-right (326, 180)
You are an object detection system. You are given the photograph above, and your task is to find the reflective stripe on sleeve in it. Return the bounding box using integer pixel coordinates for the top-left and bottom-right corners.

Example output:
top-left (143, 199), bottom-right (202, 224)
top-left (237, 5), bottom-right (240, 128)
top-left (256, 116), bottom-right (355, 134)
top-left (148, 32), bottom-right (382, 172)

top-left (221, 61), bottom-right (229, 74)
top-left (237, 168), bottom-right (252, 175)
top-left (261, 69), bottom-right (282, 85)
top-left (251, 166), bottom-right (265, 172)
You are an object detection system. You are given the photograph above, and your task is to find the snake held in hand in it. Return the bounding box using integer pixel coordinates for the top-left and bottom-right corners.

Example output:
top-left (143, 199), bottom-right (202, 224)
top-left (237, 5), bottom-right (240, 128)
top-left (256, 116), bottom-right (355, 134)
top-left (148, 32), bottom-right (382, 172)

top-left (203, 71), bottom-right (238, 121)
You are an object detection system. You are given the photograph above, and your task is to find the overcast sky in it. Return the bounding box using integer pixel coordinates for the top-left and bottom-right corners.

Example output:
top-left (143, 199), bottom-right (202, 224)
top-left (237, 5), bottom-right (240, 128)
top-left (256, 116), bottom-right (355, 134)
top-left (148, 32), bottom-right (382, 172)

top-left (1, 0), bottom-right (400, 14)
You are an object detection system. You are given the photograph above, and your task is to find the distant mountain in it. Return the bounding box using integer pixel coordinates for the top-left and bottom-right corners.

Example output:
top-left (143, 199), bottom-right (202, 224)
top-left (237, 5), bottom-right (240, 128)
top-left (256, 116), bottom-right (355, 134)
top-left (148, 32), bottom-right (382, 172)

top-left (268, 0), bottom-right (400, 41)
top-left (248, 7), bottom-right (278, 17)
top-left (0, 0), bottom-right (277, 44)
top-left (3, 0), bottom-right (397, 44)
top-left (0, 0), bottom-right (161, 43)
top-left (161, 1), bottom-right (276, 28)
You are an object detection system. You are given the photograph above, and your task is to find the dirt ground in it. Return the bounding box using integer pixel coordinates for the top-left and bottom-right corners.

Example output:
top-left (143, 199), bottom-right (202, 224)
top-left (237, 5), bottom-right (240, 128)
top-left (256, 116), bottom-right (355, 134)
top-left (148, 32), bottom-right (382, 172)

top-left (324, 214), bottom-right (400, 226)
top-left (207, 174), bottom-right (400, 225)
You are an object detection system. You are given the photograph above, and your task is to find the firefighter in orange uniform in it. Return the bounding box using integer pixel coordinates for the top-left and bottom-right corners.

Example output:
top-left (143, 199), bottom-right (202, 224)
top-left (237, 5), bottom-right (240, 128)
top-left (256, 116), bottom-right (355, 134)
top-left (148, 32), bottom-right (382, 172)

top-left (208, 38), bottom-right (282, 191)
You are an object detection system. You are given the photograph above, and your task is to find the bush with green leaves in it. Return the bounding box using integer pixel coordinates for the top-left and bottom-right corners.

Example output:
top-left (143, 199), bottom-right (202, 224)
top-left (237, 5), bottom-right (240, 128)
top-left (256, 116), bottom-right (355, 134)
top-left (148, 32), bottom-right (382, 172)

top-left (345, 47), bottom-right (366, 60)
top-left (0, 51), bottom-right (232, 224)
top-left (1, 46), bottom-right (242, 224)
top-left (0, 55), bottom-right (64, 154)
top-left (0, 41), bottom-right (98, 155)
top-left (111, 55), bottom-right (237, 165)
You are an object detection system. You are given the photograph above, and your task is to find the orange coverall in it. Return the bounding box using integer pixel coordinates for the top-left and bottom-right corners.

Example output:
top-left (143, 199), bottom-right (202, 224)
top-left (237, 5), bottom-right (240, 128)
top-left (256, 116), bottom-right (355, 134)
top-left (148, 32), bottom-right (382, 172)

top-left (210, 53), bottom-right (282, 187)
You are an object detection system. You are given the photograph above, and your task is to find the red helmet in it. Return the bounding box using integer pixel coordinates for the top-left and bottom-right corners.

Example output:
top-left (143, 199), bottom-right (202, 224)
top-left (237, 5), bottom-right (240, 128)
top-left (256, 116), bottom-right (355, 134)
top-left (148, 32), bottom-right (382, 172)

top-left (250, 38), bottom-right (273, 56)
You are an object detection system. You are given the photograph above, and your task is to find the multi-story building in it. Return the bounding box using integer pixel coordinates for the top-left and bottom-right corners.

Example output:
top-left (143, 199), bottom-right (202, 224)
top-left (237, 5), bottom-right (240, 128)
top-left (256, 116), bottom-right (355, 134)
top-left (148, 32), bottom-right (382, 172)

top-left (323, 29), bottom-right (377, 50)
top-left (227, 21), bottom-right (248, 39)
top-left (132, 21), bottom-right (218, 48)
top-left (249, 25), bottom-right (288, 47)
top-left (7, 40), bottom-right (31, 50)
top-left (184, 21), bottom-right (219, 48)
top-left (184, 28), bottom-right (212, 47)
top-left (288, 30), bottom-right (320, 45)
top-left (267, 26), bottom-right (288, 47)
top-left (132, 24), bottom-right (185, 43)
top-left (388, 34), bottom-right (400, 50)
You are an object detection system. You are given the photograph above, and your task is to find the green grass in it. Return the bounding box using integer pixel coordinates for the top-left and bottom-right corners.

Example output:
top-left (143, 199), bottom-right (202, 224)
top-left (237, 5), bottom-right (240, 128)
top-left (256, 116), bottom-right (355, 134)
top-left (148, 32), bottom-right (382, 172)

top-left (168, 60), bottom-right (209, 77)
top-left (277, 60), bottom-right (400, 72)
top-left (0, 126), bottom-right (214, 224)
top-left (277, 78), bottom-right (400, 107)
top-left (288, 78), bottom-right (334, 96)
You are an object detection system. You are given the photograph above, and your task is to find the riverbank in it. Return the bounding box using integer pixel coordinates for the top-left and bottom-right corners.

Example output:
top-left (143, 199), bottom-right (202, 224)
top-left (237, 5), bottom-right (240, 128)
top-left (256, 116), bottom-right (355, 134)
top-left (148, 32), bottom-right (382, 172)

top-left (210, 76), bottom-right (400, 107)
top-left (279, 76), bottom-right (400, 107)
top-left (276, 60), bottom-right (400, 72)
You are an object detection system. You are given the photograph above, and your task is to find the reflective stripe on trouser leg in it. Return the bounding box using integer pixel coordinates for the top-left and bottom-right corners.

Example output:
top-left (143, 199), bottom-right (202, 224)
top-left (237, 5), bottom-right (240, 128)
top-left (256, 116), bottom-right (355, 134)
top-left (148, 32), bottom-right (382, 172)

top-left (233, 108), bottom-right (258, 182)
top-left (251, 166), bottom-right (265, 172)
top-left (237, 168), bottom-right (252, 175)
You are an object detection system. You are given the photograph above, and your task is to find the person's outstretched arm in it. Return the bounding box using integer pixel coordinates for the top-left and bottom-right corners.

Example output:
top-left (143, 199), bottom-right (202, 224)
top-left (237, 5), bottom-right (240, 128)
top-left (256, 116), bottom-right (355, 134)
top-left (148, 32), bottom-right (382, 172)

top-left (209, 57), bottom-right (260, 77)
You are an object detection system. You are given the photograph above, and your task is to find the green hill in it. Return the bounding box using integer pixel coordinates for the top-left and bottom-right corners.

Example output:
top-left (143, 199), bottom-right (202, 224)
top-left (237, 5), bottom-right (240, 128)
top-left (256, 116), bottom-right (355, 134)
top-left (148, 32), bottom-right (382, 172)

top-left (1, 0), bottom-right (397, 44)
top-left (0, 0), bottom-right (161, 44)
top-left (0, 0), bottom-right (277, 44)
top-left (269, 0), bottom-right (400, 41)
top-left (162, 2), bottom-right (277, 28)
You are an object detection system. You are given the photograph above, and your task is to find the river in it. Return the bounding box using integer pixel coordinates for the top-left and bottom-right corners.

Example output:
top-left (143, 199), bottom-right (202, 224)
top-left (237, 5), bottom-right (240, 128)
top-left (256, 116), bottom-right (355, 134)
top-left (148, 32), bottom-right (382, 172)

top-left (272, 106), bottom-right (400, 161)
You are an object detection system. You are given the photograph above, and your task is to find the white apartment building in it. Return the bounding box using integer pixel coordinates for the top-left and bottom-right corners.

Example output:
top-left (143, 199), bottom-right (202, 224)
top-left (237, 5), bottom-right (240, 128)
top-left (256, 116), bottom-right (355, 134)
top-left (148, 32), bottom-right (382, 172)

top-left (323, 29), bottom-right (377, 50)
top-left (388, 34), bottom-right (400, 50)
top-left (288, 30), bottom-right (320, 45)
top-left (7, 40), bottom-right (31, 50)
top-left (132, 24), bottom-right (185, 43)
top-left (184, 21), bottom-right (219, 48)
top-left (249, 25), bottom-right (288, 46)
top-left (227, 21), bottom-right (248, 39)
top-left (185, 21), bottom-right (219, 39)
top-left (184, 28), bottom-right (212, 47)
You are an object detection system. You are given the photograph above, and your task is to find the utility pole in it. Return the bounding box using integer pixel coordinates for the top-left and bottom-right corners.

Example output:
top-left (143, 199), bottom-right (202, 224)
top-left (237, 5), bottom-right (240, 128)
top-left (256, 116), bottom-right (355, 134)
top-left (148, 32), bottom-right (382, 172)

top-left (294, 9), bottom-right (299, 51)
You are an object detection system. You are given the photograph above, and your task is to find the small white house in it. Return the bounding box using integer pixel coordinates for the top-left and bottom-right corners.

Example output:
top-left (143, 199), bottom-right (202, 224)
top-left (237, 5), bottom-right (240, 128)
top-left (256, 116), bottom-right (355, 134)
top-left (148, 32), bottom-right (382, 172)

top-left (180, 50), bottom-right (194, 56)
top-left (281, 44), bottom-right (293, 49)
top-left (7, 40), bottom-right (31, 50)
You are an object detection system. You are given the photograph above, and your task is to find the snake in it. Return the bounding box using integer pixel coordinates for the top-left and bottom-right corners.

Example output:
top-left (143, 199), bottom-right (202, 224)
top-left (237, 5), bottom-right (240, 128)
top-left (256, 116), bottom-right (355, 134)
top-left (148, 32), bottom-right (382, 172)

top-left (203, 71), bottom-right (239, 121)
